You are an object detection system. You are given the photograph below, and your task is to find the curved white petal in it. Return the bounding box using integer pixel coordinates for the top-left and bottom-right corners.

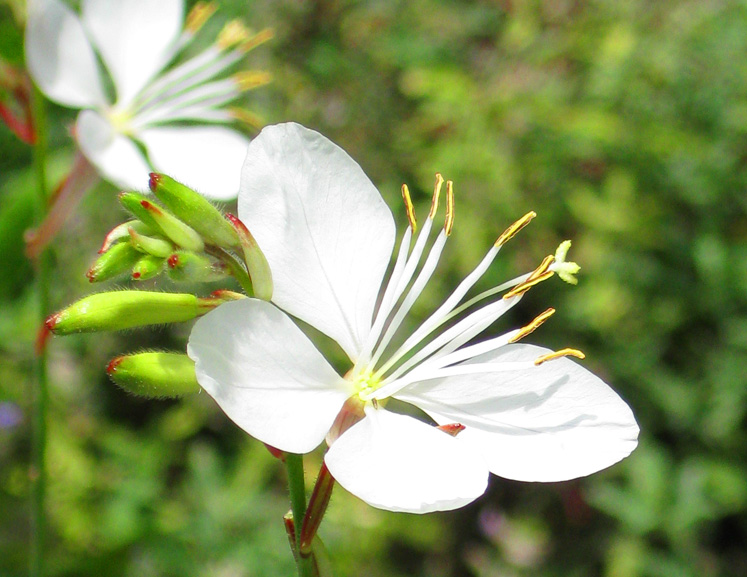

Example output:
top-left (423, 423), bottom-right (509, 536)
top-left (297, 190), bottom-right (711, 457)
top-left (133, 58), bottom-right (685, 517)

top-left (139, 125), bottom-right (249, 200)
top-left (75, 110), bottom-right (151, 190)
top-left (187, 299), bottom-right (352, 454)
top-left (81, 0), bottom-right (183, 106)
top-left (25, 0), bottom-right (107, 107)
top-left (395, 343), bottom-right (639, 482)
top-left (238, 123), bottom-right (396, 360)
top-left (325, 407), bottom-right (488, 513)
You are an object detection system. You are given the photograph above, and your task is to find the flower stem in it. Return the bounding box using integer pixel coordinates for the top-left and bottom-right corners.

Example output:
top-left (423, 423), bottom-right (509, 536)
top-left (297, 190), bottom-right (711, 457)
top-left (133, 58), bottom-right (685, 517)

top-left (29, 87), bottom-right (50, 577)
top-left (285, 453), bottom-right (315, 577)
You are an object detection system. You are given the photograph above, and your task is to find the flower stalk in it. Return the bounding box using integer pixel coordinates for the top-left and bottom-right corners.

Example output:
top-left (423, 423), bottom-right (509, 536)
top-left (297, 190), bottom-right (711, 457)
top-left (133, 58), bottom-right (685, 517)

top-left (29, 83), bottom-right (49, 577)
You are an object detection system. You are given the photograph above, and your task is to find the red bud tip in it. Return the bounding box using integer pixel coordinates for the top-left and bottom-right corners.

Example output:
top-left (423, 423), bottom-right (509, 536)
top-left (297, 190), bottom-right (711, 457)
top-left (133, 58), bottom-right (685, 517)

top-left (85, 267), bottom-right (97, 282)
top-left (106, 356), bottom-right (124, 374)
top-left (437, 423), bottom-right (465, 437)
top-left (167, 254), bottom-right (179, 268)
top-left (132, 271), bottom-right (141, 279)
top-left (140, 199), bottom-right (162, 215)
top-left (148, 172), bottom-right (161, 193)
top-left (225, 212), bottom-right (246, 232)
top-left (35, 316), bottom-right (57, 355)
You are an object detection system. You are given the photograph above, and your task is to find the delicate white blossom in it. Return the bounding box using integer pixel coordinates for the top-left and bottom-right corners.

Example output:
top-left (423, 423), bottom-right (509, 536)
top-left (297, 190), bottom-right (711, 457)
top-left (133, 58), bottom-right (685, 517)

top-left (25, 0), bottom-right (270, 199)
top-left (188, 122), bottom-right (639, 513)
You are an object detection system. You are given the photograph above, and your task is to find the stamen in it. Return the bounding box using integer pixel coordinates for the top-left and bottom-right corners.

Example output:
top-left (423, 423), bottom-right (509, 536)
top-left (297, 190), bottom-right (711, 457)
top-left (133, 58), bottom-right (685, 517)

top-left (229, 107), bottom-right (264, 129)
top-left (401, 184), bottom-right (417, 232)
top-left (239, 28), bottom-right (275, 53)
top-left (527, 254), bottom-right (555, 281)
top-left (369, 230), bottom-right (448, 369)
top-left (233, 71), bottom-right (273, 91)
top-left (218, 20), bottom-right (251, 50)
top-left (508, 307), bottom-right (555, 343)
top-left (429, 174), bottom-right (444, 220)
top-left (444, 180), bottom-right (455, 236)
top-left (495, 211), bottom-right (536, 247)
top-left (534, 348), bottom-right (586, 365)
top-left (503, 270), bottom-right (554, 299)
top-left (185, 2), bottom-right (217, 34)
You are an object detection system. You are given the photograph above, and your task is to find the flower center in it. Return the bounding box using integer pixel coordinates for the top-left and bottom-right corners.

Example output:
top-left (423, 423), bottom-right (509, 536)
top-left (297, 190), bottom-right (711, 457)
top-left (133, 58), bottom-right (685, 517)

top-left (350, 370), bottom-right (382, 400)
top-left (107, 107), bottom-right (134, 135)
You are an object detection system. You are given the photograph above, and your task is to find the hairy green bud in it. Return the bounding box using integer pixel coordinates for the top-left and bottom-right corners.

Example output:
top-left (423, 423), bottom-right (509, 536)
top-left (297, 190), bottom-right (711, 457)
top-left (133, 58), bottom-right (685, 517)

top-left (107, 352), bottom-right (200, 398)
top-left (87, 241), bottom-right (142, 282)
top-left (44, 291), bottom-right (225, 335)
top-left (149, 173), bottom-right (239, 249)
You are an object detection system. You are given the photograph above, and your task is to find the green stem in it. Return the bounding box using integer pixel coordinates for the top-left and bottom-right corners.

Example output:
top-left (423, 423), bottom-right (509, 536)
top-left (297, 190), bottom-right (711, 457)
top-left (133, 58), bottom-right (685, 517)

top-left (285, 453), bottom-right (315, 577)
top-left (30, 88), bottom-right (49, 577)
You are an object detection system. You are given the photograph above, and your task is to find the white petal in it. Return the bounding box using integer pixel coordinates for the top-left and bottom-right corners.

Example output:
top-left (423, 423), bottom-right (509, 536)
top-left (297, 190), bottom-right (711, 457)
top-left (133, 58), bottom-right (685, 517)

top-left (395, 343), bottom-right (639, 482)
top-left (239, 123), bottom-right (396, 360)
top-left (187, 299), bottom-right (351, 454)
top-left (81, 0), bottom-right (183, 106)
top-left (325, 407), bottom-right (488, 513)
top-left (75, 110), bottom-right (151, 190)
top-left (25, 0), bottom-right (107, 107)
top-left (139, 126), bottom-right (249, 200)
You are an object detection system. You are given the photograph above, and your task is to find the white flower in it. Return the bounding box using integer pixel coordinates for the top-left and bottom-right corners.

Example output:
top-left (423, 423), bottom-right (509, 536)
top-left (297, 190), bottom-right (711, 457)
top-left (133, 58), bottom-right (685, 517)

top-left (188, 123), bottom-right (639, 513)
top-left (25, 0), bottom-right (270, 199)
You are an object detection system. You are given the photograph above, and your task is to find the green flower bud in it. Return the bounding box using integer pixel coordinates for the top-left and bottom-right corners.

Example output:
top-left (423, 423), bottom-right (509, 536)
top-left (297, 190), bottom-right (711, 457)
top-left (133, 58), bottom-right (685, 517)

top-left (149, 173), bottom-right (240, 249)
top-left (226, 213), bottom-right (273, 301)
top-left (87, 241), bottom-right (142, 282)
top-left (98, 220), bottom-right (154, 254)
top-left (166, 251), bottom-right (228, 282)
top-left (128, 226), bottom-right (174, 257)
top-left (131, 254), bottom-right (165, 280)
top-left (119, 192), bottom-right (204, 252)
top-left (44, 291), bottom-right (226, 336)
top-left (107, 352), bottom-right (200, 398)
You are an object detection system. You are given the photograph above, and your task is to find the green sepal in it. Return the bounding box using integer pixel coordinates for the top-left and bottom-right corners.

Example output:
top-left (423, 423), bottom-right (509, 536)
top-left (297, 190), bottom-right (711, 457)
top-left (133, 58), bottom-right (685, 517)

top-left (149, 173), bottom-right (239, 249)
top-left (226, 213), bottom-right (273, 301)
top-left (86, 241), bottom-right (142, 282)
top-left (107, 352), bottom-right (200, 398)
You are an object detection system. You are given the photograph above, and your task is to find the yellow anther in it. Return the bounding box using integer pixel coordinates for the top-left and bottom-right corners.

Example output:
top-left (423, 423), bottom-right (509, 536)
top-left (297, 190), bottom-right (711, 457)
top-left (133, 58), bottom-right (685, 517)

top-left (508, 308), bottom-right (555, 343)
top-left (233, 70), bottom-right (273, 91)
top-left (495, 211), bottom-right (537, 248)
top-left (229, 107), bottom-right (264, 129)
top-left (239, 28), bottom-right (275, 53)
top-left (534, 348), bottom-right (586, 366)
top-left (444, 180), bottom-right (455, 236)
top-left (185, 2), bottom-right (217, 34)
top-left (218, 20), bottom-right (250, 49)
top-left (429, 173), bottom-right (444, 220)
top-left (401, 184), bottom-right (417, 232)
top-left (503, 270), bottom-right (555, 299)
top-left (527, 254), bottom-right (555, 281)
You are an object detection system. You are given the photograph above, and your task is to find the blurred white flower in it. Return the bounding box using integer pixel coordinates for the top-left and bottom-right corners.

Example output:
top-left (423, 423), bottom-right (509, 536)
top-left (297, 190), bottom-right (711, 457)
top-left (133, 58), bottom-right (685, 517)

top-left (188, 122), bottom-right (639, 514)
top-left (25, 0), bottom-right (270, 199)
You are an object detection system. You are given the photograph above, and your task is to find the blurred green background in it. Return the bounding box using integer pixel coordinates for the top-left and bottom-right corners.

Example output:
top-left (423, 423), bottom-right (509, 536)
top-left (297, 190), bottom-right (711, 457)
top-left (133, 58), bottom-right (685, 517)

top-left (2, 0), bottom-right (747, 575)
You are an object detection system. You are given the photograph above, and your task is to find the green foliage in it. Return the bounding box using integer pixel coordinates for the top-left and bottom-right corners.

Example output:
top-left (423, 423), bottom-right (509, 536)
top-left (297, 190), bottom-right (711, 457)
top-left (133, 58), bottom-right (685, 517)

top-left (2, 0), bottom-right (746, 576)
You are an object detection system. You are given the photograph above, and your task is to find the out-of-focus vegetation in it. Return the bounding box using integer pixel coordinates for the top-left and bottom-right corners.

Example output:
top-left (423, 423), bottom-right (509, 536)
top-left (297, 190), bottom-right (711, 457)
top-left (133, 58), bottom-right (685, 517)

top-left (2, 0), bottom-right (746, 575)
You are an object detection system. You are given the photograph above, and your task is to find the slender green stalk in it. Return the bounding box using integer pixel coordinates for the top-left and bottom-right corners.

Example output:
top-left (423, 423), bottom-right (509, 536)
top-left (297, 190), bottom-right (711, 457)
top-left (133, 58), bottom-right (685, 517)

top-left (285, 453), bottom-right (315, 577)
top-left (30, 88), bottom-right (50, 577)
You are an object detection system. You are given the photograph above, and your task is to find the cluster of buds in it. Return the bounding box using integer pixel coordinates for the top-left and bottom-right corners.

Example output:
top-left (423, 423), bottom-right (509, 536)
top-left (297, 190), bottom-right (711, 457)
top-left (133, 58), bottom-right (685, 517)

top-left (40, 173), bottom-right (272, 398)
top-left (88, 173), bottom-right (272, 298)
